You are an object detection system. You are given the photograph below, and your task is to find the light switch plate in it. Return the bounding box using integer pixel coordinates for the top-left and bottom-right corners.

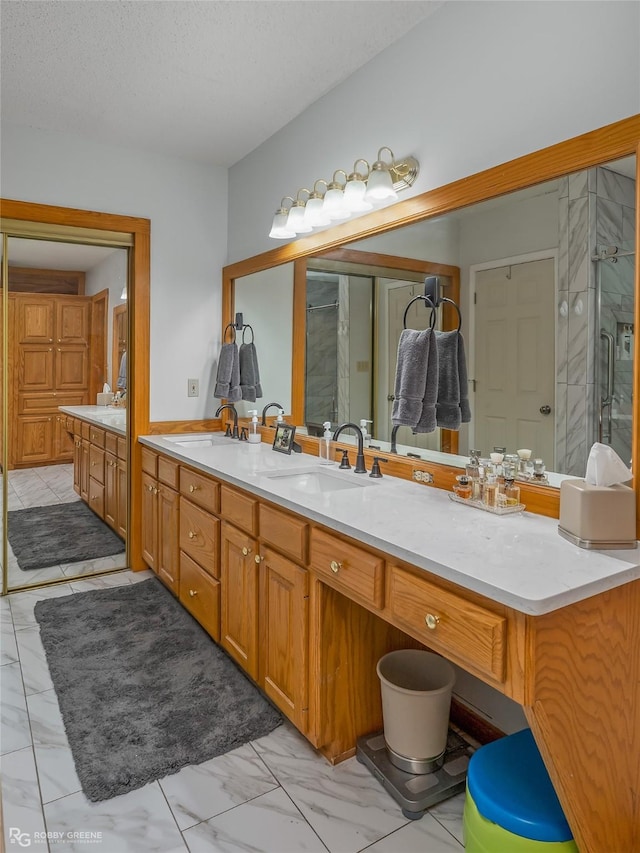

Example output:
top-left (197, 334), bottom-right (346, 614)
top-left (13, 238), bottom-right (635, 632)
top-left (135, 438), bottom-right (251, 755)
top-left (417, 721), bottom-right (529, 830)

top-left (187, 378), bottom-right (199, 397)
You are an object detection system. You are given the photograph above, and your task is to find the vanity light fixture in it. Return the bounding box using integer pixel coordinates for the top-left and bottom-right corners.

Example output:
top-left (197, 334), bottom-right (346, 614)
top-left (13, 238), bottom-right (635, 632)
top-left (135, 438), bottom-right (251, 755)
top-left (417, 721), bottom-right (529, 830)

top-left (120, 284), bottom-right (127, 301)
top-left (269, 147), bottom-right (419, 238)
top-left (268, 196), bottom-right (296, 239)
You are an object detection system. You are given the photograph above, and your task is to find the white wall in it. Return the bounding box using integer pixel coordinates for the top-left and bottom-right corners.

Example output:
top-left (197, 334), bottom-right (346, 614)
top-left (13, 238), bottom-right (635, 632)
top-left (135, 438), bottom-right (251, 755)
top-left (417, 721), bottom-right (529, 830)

top-left (228, 0), bottom-right (639, 262)
top-left (1, 123), bottom-right (228, 421)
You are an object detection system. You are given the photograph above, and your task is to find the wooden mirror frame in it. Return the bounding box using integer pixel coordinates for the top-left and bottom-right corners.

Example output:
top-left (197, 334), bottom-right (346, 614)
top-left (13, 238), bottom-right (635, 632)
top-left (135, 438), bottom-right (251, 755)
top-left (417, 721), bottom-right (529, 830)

top-left (0, 198), bottom-right (151, 573)
top-left (224, 115), bottom-right (640, 533)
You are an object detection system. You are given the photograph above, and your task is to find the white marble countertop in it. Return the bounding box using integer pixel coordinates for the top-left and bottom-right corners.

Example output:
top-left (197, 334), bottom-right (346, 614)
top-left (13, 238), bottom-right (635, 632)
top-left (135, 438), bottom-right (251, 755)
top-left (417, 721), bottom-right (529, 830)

top-left (139, 433), bottom-right (640, 616)
top-left (59, 405), bottom-right (127, 436)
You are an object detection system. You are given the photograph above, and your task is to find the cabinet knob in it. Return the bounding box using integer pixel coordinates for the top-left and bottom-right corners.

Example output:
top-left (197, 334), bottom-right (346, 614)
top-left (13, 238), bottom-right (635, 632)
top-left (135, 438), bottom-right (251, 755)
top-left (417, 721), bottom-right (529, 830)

top-left (188, 484), bottom-right (200, 493)
top-left (330, 560), bottom-right (342, 574)
top-left (425, 613), bottom-right (440, 630)
top-left (242, 546), bottom-right (252, 556)
top-left (189, 589), bottom-right (197, 597)
top-left (188, 530), bottom-right (197, 539)
top-left (254, 554), bottom-right (263, 564)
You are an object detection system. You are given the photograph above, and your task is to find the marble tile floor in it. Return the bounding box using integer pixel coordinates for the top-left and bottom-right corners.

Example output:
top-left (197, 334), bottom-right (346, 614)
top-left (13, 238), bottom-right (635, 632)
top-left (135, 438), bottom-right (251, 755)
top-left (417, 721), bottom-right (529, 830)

top-left (2, 464), bottom-right (128, 590)
top-left (1, 571), bottom-right (466, 852)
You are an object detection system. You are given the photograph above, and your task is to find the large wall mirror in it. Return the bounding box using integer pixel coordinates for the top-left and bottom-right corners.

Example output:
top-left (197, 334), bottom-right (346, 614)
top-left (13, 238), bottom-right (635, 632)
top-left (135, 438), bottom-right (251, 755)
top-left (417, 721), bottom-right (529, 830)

top-left (224, 119), bottom-right (639, 523)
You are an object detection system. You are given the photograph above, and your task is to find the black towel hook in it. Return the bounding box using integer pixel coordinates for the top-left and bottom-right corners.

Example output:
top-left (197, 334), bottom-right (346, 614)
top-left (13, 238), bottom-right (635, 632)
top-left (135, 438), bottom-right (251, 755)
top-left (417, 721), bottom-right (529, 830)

top-left (403, 296), bottom-right (437, 330)
top-left (241, 324), bottom-right (255, 344)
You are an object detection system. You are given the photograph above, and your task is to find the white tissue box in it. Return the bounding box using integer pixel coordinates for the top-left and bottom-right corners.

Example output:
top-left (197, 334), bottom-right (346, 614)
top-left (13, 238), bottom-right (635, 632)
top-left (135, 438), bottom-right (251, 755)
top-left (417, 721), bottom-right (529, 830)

top-left (558, 479), bottom-right (637, 549)
top-left (96, 392), bottom-right (113, 406)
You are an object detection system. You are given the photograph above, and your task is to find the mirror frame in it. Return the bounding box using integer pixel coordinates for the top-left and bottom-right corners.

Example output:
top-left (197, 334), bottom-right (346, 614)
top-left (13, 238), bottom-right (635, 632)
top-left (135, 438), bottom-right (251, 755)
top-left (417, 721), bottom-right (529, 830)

top-left (223, 115), bottom-right (640, 533)
top-left (0, 198), bottom-right (151, 585)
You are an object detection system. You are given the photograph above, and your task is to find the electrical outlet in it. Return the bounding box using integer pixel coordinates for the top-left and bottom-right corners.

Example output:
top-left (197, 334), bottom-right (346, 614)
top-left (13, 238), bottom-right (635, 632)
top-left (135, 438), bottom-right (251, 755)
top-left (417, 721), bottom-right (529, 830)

top-left (412, 470), bottom-right (434, 484)
top-left (187, 378), bottom-right (199, 397)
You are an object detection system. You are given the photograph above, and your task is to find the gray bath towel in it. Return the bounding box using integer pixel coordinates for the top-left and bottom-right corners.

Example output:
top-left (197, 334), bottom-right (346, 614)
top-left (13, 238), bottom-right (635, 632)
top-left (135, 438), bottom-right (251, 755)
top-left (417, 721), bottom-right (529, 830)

top-left (240, 342), bottom-right (263, 401)
top-left (214, 342), bottom-right (241, 402)
top-left (392, 328), bottom-right (438, 432)
top-left (457, 332), bottom-right (471, 424)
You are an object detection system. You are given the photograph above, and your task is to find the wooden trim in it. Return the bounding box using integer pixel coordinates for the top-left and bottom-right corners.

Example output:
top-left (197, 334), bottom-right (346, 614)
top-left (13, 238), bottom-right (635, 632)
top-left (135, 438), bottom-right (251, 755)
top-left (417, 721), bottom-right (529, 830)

top-left (148, 419), bottom-right (222, 434)
top-left (291, 260), bottom-right (307, 425)
top-left (0, 198), bottom-right (151, 571)
top-left (223, 115), bottom-right (640, 530)
top-left (7, 265), bottom-right (86, 295)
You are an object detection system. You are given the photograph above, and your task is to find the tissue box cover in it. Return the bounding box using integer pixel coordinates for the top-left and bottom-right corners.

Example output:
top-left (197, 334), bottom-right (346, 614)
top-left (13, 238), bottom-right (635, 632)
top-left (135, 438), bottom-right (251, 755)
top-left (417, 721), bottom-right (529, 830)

top-left (559, 479), bottom-right (636, 547)
top-left (97, 392), bottom-right (113, 406)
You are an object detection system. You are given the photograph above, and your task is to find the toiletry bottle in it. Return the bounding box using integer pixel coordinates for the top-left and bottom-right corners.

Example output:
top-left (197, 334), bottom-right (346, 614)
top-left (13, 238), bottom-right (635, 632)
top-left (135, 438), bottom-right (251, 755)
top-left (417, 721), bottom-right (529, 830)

top-left (503, 477), bottom-right (521, 506)
top-left (517, 448), bottom-right (532, 478)
top-left (360, 419), bottom-right (373, 448)
top-left (247, 410), bottom-right (261, 444)
top-left (466, 451), bottom-right (481, 500)
top-left (533, 458), bottom-right (546, 481)
top-left (453, 475), bottom-right (472, 500)
top-left (319, 421), bottom-right (333, 465)
top-left (483, 473), bottom-right (499, 508)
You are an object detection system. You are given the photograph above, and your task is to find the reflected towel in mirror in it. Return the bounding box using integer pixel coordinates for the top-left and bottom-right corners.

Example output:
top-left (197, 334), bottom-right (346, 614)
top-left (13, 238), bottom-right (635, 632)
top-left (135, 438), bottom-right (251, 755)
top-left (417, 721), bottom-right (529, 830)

top-left (434, 330), bottom-right (470, 430)
top-left (392, 328), bottom-right (438, 432)
top-left (239, 341), bottom-right (263, 401)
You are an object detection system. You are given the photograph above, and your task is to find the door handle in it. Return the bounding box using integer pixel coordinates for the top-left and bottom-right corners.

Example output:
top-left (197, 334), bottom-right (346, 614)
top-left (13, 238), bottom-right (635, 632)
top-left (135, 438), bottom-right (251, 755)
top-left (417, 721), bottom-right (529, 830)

top-left (539, 405), bottom-right (551, 415)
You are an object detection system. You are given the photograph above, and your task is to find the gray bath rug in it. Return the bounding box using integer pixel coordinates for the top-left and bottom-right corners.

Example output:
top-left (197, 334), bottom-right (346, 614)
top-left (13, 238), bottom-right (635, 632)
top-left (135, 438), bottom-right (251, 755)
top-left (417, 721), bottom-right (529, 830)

top-left (34, 578), bottom-right (282, 802)
top-left (7, 501), bottom-right (125, 570)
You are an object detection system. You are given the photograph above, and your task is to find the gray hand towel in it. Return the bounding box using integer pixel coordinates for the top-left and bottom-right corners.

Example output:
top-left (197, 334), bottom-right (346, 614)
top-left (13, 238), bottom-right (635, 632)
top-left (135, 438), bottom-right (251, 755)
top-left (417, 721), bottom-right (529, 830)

top-left (457, 332), bottom-right (471, 423)
top-left (392, 328), bottom-right (437, 430)
top-left (214, 342), bottom-right (241, 402)
top-left (435, 330), bottom-right (463, 430)
top-left (412, 330), bottom-right (438, 433)
top-left (239, 342), bottom-right (263, 401)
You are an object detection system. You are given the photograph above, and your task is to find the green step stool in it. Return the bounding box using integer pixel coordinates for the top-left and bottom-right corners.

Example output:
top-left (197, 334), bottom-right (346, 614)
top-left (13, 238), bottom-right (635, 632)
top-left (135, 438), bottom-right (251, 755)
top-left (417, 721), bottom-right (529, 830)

top-left (463, 729), bottom-right (578, 852)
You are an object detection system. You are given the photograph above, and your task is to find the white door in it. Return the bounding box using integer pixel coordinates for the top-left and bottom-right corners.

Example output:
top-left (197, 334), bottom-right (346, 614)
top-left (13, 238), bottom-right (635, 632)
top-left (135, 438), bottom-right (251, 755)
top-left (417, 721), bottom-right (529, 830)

top-left (473, 258), bottom-right (555, 463)
top-left (387, 282), bottom-right (440, 452)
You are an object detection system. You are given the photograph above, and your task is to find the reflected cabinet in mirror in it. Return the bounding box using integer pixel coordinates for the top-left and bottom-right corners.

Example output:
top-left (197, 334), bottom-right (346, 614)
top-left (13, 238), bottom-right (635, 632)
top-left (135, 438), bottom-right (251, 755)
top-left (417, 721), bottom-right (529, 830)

top-left (0, 232), bottom-right (129, 592)
top-left (223, 117), bottom-right (639, 525)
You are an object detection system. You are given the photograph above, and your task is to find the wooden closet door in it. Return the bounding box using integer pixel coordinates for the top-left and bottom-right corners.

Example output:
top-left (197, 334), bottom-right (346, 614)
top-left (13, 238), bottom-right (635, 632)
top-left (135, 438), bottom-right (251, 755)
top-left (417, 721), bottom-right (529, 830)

top-left (15, 297), bottom-right (55, 344)
top-left (55, 345), bottom-right (89, 390)
top-left (56, 299), bottom-right (90, 345)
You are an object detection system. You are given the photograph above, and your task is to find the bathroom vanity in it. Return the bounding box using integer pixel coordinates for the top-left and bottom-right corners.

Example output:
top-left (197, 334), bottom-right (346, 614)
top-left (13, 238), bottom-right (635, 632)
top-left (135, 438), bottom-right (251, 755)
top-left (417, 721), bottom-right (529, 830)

top-left (60, 405), bottom-right (127, 539)
top-left (139, 431), bottom-right (640, 853)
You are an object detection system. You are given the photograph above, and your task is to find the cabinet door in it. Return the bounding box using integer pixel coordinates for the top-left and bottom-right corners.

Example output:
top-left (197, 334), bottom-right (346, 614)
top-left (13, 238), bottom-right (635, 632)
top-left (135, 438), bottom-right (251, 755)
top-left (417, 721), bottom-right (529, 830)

top-left (15, 415), bottom-right (54, 466)
top-left (17, 344), bottom-right (55, 391)
top-left (220, 521), bottom-right (259, 680)
top-left (80, 439), bottom-right (90, 502)
top-left (16, 297), bottom-right (55, 344)
top-left (55, 345), bottom-right (89, 391)
top-left (260, 546), bottom-right (309, 731)
top-left (88, 477), bottom-right (105, 519)
top-left (116, 457), bottom-right (127, 540)
top-left (56, 299), bottom-right (90, 345)
top-left (73, 433), bottom-right (82, 494)
top-left (157, 485), bottom-right (179, 594)
top-left (141, 472), bottom-right (158, 571)
top-left (104, 452), bottom-right (118, 530)
top-left (52, 414), bottom-right (74, 463)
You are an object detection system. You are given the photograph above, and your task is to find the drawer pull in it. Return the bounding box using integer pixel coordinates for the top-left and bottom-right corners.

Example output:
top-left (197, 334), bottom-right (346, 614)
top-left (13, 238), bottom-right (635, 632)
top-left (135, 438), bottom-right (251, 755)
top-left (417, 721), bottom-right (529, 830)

top-left (254, 554), bottom-right (263, 564)
top-left (242, 546), bottom-right (252, 556)
top-left (425, 613), bottom-right (440, 630)
top-left (188, 530), bottom-right (198, 540)
top-left (189, 589), bottom-right (198, 597)
top-left (330, 559), bottom-right (342, 574)
top-left (188, 484), bottom-right (200, 493)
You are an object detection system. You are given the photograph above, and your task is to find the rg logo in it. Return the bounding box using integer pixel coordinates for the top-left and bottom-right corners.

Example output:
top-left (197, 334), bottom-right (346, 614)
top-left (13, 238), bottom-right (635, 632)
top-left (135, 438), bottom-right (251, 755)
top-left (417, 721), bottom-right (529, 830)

top-left (9, 829), bottom-right (31, 847)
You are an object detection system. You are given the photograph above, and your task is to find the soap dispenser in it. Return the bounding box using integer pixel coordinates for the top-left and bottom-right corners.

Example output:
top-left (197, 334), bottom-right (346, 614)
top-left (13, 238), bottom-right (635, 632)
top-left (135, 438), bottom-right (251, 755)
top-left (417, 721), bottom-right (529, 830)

top-left (319, 421), bottom-right (333, 465)
top-left (247, 410), bottom-right (261, 444)
top-left (360, 419), bottom-right (373, 448)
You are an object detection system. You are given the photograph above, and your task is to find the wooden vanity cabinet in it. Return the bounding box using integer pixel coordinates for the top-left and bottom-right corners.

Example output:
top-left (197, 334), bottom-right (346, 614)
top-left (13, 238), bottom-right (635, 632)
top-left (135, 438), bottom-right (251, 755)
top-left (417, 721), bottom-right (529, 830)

top-left (220, 519), bottom-right (260, 680)
top-left (141, 449), bottom-right (180, 592)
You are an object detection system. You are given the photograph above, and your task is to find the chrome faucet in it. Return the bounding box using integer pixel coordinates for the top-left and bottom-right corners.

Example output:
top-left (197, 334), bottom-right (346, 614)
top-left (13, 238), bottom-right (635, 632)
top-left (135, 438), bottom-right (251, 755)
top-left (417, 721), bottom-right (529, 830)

top-left (215, 403), bottom-right (239, 439)
top-left (261, 402), bottom-right (284, 425)
top-left (332, 422), bottom-right (367, 473)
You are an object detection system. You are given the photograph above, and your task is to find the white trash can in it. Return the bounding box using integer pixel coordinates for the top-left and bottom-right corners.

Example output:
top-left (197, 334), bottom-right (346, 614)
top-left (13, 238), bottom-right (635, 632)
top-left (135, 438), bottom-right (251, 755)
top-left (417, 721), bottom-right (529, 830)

top-left (377, 649), bottom-right (456, 774)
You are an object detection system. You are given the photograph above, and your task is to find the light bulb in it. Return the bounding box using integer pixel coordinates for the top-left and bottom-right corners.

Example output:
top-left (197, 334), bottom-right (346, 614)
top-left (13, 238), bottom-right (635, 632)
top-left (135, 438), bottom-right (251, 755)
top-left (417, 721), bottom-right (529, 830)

top-left (365, 164), bottom-right (397, 201)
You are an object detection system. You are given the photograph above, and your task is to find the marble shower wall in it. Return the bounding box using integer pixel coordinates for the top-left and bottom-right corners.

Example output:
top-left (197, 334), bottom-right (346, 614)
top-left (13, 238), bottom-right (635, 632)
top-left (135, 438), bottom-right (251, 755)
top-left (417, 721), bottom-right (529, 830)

top-left (555, 166), bottom-right (636, 476)
top-left (305, 278), bottom-right (339, 426)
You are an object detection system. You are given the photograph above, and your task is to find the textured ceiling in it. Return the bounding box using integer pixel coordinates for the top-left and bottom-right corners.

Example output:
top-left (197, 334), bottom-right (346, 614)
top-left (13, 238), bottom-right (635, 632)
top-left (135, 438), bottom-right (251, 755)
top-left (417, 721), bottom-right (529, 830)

top-left (1, 0), bottom-right (442, 167)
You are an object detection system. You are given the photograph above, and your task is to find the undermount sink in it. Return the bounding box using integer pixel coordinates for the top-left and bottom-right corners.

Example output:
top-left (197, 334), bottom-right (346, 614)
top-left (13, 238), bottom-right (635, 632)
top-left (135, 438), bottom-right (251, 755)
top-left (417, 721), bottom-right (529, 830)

top-left (164, 432), bottom-right (229, 448)
top-left (260, 467), bottom-right (374, 493)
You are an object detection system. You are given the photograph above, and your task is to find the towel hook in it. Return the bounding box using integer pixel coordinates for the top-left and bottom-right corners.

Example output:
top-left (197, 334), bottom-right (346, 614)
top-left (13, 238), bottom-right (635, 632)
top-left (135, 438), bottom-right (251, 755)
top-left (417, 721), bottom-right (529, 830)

top-left (223, 322), bottom-right (236, 343)
top-left (403, 295), bottom-right (437, 331)
top-left (242, 324), bottom-right (255, 344)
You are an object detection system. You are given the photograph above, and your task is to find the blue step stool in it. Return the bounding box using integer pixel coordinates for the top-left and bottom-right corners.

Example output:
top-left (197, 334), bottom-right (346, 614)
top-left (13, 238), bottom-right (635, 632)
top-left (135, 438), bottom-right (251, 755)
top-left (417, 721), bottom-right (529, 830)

top-left (463, 729), bottom-right (578, 852)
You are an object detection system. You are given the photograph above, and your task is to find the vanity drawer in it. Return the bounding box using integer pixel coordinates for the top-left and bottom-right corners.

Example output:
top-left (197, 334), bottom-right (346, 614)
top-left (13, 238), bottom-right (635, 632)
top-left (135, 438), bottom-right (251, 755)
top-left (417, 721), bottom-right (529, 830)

top-left (141, 447), bottom-right (157, 476)
top-left (158, 455), bottom-right (179, 489)
top-left (221, 485), bottom-right (258, 536)
top-left (117, 437), bottom-right (127, 459)
top-left (180, 467), bottom-right (220, 514)
top-left (310, 528), bottom-right (385, 610)
top-left (105, 432), bottom-right (118, 455)
top-left (386, 564), bottom-right (506, 682)
top-left (81, 421), bottom-right (90, 440)
top-left (179, 497), bottom-right (220, 578)
top-left (89, 426), bottom-right (105, 447)
top-left (179, 551), bottom-right (220, 642)
top-left (259, 504), bottom-right (308, 564)
top-left (89, 444), bottom-right (105, 485)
